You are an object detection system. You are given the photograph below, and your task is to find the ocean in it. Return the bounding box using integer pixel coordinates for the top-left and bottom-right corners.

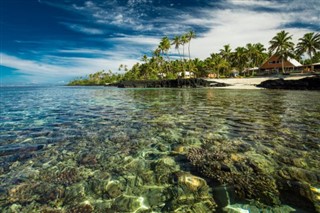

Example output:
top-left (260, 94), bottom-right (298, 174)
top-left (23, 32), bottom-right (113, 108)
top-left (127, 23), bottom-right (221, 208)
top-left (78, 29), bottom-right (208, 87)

top-left (0, 86), bottom-right (319, 212)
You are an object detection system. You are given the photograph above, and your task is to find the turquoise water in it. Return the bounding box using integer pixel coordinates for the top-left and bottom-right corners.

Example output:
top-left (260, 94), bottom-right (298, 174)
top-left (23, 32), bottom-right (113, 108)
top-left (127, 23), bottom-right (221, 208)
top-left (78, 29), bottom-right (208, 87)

top-left (0, 86), bottom-right (319, 212)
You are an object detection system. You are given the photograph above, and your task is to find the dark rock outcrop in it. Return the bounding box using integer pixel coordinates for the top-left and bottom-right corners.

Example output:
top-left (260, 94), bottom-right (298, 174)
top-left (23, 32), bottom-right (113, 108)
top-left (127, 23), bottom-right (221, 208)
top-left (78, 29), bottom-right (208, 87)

top-left (114, 78), bottom-right (230, 88)
top-left (257, 76), bottom-right (320, 90)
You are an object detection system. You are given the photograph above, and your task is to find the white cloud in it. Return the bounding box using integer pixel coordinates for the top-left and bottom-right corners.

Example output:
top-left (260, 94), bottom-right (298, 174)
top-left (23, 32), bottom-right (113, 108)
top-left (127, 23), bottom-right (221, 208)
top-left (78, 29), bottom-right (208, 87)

top-left (227, 0), bottom-right (274, 7)
top-left (109, 36), bottom-right (159, 46)
top-left (57, 48), bottom-right (107, 54)
top-left (1, 52), bottom-right (137, 83)
top-left (62, 23), bottom-right (104, 35)
top-left (188, 2), bottom-right (315, 59)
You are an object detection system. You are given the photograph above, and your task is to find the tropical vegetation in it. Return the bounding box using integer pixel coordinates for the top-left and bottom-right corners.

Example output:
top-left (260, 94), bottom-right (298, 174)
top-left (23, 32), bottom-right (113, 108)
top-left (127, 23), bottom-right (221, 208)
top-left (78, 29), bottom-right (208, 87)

top-left (68, 31), bottom-right (320, 85)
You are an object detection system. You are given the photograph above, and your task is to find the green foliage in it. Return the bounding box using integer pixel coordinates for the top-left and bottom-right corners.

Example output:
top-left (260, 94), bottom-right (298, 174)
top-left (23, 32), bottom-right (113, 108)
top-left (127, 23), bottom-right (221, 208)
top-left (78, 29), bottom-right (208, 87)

top-left (296, 32), bottom-right (320, 59)
top-left (68, 70), bottom-right (123, 86)
top-left (269, 30), bottom-right (295, 73)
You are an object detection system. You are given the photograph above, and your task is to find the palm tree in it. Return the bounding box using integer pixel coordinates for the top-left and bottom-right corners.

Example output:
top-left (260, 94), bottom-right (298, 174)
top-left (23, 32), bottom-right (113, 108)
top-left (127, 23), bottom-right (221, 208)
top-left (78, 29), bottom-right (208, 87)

top-left (219, 44), bottom-right (232, 61)
top-left (152, 47), bottom-right (163, 72)
top-left (141, 54), bottom-right (148, 63)
top-left (172, 35), bottom-right (182, 60)
top-left (296, 32), bottom-right (320, 60)
top-left (159, 37), bottom-right (171, 74)
top-left (232, 47), bottom-right (248, 74)
top-left (159, 36), bottom-right (171, 61)
top-left (181, 34), bottom-right (189, 61)
top-left (208, 53), bottom-right (229, 78)
top-left (186, 30), bottom-right (196, 60)
top-left (254, 43), bottom-right (268, 66)
top-left (269, 30), bottom-right (295, 73)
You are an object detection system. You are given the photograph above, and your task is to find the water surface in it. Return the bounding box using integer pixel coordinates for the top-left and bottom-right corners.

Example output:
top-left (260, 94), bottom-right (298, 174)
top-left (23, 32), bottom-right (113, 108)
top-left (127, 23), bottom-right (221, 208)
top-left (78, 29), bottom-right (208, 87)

top-left (0, 86), bottom-right (319, 212)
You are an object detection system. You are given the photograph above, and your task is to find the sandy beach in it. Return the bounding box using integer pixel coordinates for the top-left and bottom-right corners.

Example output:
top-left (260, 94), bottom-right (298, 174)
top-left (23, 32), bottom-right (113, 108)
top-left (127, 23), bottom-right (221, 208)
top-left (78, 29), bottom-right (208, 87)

top-left (205, 76), bottom-right (309, 89)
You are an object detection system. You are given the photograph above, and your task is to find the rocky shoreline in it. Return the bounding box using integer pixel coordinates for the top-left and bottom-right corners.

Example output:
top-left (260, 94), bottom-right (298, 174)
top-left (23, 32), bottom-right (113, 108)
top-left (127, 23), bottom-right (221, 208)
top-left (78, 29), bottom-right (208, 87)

top-left (257, 76), bottom-right (320, 90)
top-left (112, 78), bottom-right (230, 88)
top-left (110, 76), bottom-right (320, 90)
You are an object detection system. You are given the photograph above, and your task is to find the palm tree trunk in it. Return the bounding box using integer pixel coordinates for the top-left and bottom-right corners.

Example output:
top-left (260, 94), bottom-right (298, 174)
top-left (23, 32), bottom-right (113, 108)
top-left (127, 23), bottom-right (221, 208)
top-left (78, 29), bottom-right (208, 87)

top-left (182, 45), bottom-right (185, 61)
top-left (188, 42), bottom-right (191, 60)
top-left (182, 45), bottom-right (185, 71)
top-left (177, 48), bottom-right (182, 60)
top-left (282, 58), bottom-right (285, 74)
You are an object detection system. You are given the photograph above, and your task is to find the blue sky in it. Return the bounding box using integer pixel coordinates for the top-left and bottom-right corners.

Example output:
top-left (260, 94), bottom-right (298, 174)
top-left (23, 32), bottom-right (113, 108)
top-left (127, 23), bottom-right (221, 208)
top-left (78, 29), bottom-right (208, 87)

top-left (1, 0), bottom-right (319, 85)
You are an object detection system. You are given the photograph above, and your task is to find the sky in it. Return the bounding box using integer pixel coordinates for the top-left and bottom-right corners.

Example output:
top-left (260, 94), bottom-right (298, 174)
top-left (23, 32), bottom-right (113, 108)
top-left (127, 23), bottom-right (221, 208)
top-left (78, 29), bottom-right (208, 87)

top-left (0, 0), bottom-right (319, 85)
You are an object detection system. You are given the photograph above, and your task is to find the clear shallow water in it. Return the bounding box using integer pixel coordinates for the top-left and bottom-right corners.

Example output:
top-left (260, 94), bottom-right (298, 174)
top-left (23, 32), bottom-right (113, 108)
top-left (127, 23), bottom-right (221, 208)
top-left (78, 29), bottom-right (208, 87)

top-left (0, 86), bottom-right (319, 212)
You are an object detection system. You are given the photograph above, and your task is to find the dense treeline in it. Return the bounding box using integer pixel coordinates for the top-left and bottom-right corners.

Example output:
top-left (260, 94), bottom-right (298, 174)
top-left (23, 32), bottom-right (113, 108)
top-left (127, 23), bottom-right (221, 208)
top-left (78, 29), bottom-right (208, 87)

top-left (68, 31), bottom-right (320, 85)
top-left (67, 70), bottom-right (123, 86)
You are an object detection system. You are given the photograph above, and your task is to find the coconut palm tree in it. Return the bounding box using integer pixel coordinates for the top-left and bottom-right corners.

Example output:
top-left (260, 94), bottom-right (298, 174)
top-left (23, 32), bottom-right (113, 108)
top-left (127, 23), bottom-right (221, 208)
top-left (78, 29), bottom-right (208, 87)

top-left (186, 30), bottom-right (196, 60)
top-left (172, 35), bottom-right (182, 60)
top-left (254, 43), bottom-right (268, 66)
top-left (244, 43), bottom-right (267, 76)
top-left (296, 32), bottom-right (320, 60)
top-left (141, 54), bottom-right (148, 63)
top-left (159, 36), bottom-right (171, 61)
top-left (219, 44), bottom-right (232, 61)
top-left (208, 53), bottom-right (229, 78)
top-left (232, 47), bottom-right (248, 74)
top-left (269, 30), bottom-right (295, 73)
top-left (159, 37), bottom-right (171, 74)
top-left (181, 34), bottom-right (189, 61)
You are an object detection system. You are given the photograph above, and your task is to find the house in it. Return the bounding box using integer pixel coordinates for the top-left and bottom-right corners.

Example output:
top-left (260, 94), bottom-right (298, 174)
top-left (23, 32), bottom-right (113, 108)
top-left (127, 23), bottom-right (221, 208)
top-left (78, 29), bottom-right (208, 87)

top-left (178, 71), bottom-right (194, 79)
top-left (311, 62), bottom-right (320, 72)
top-left (207, 73), bottom-right (217, 78)
top-left (158, 73), bottom-right (167, 79)
top-left (260, 54), bottom-right (302, 72)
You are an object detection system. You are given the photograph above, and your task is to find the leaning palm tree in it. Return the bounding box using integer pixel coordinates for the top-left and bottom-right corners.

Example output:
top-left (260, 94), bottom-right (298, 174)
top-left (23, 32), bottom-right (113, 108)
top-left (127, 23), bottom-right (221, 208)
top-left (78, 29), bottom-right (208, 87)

top-left (296, 32), bottom-right (320, 60)
top-left (269, 30), bottom-right (295, 73)
top-left (186, 30), bottom-right (196, 60)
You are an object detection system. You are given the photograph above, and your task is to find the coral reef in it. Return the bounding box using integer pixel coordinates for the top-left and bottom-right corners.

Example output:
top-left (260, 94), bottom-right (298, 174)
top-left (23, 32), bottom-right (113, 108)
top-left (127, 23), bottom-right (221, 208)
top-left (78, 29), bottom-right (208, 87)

top-left (186, 145), bottom-right (281, 206)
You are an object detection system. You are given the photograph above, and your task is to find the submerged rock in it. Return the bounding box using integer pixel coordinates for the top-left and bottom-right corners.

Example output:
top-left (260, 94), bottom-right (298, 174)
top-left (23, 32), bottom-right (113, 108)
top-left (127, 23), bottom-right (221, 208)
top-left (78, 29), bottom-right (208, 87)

top-left (67, 201), bottom-right (94, 213)
top-left (175, 172), bottom-right (207, 192)
top-left (161, 171), bottom-right (217, 212)
top-left (111, 195), bottom-right (148, 212)
top-left (105, 180), bottom-right (124, 199)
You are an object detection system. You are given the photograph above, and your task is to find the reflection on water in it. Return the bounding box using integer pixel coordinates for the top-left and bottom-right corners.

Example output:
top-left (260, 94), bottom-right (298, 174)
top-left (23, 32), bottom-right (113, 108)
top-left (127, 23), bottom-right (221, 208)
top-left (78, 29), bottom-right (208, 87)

top-left (0, 86), bottom-right (319, 212)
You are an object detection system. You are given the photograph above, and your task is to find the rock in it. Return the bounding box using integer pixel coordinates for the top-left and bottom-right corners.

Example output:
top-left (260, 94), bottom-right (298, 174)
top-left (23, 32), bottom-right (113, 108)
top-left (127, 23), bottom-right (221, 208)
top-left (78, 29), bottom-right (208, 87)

top-left (111, 195), bottom-right (147, 212)
top-left (141, 186), bottom-right (168, 208)
top-left (165, 174), bottom-right (216, 212)
top-left (153, 157), bottom-right (178, 184)
top-left (257, 76), bottom-right (320, 90)
top-left (67, 201), bottom-right (94, 213)
top-left (176, 172), bottom-right (207, 192)
top-left (105, 180), bottom-right (123, 199)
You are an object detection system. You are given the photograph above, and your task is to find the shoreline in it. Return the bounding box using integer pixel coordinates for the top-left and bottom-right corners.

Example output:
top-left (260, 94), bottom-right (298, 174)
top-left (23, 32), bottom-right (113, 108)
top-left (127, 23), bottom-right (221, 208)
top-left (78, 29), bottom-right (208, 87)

top-left (205, 75), bottom-right (312, 89)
